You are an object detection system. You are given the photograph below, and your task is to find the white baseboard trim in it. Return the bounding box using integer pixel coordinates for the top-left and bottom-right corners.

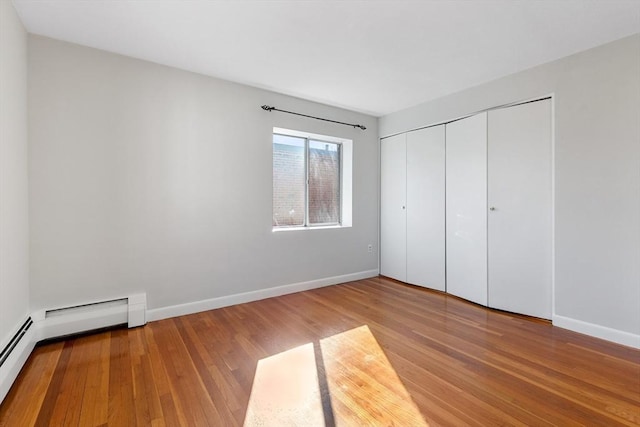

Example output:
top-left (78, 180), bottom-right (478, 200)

top-left (0, 325), bottom-right (36, 403)
top-left (553, 315), bottom-right (640, 349)
top-left (147, 269), bottom-right (380, 322)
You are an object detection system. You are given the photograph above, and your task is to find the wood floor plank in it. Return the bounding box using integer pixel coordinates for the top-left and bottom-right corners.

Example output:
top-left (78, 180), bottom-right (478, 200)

top-left (143, 324), bottom-right (181, 426)
top-left (174, 316), bottom-right (239, 426)
top-left (0, 343), bottom-right (63, 427)
top-left (33, 340), bottom-right (74, 427)
top-left (108, 328), bottom-right (137, 426)
top-left (1, 276), bottom-right (639, 426)
top-left (78, 333), bottom-right (110, 426)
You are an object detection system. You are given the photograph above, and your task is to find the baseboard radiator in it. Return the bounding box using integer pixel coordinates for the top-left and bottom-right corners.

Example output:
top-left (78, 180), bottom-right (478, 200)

top-left (35, 293), bottom-right (146, 341)
top-left (0, 293), bottom-right (146, 403)
top-left (0, 317), bottom-right (36, 404)
top-left (0, 318), bottom-right (33, 370)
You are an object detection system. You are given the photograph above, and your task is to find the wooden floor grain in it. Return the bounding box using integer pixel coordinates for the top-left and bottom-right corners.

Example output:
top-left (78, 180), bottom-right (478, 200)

top-left (1, 277), bottom-right (639, 426)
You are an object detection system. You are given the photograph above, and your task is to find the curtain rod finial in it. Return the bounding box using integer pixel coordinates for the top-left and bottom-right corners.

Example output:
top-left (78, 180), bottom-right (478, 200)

top-left (261, 105), bottom-right (274, 111)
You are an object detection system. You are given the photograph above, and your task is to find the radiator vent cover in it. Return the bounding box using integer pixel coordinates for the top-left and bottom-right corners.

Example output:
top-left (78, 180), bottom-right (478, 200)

top-left (38, 293), bottom-right (146, 341)
top-left (45, 298), bottom-right (128, 318)
top-left (0, 318), bottom-right (32, 368)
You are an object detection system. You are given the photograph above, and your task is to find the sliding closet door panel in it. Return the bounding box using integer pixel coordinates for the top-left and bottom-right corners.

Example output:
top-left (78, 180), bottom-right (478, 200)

top-left (406, 125), bottom-right (446, 291)
top-left (380, 134), bottom-right (407, 282)
top-left (446, 113), bottom-right (488, 305)
top-left (488, 99), bottom-right (552, 319)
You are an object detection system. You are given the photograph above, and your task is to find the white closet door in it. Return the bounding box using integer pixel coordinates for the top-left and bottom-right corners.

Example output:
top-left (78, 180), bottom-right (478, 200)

top-left (488, 99), bottom-right (552, 319)
top-left (380, 133), bottom-right (407, 282)
top-left (446, 113), bottom-right (488, 305)
top-left (406, 125), bottom-right (446, 291)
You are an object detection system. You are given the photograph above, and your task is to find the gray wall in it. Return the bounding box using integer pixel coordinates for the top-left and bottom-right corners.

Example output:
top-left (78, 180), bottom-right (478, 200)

top-left (381, 34), bottom-right (640, 338)
top-left (0, 1), bottom-right (30, 348)
top-left (28, 36), bottom-right (379, 313)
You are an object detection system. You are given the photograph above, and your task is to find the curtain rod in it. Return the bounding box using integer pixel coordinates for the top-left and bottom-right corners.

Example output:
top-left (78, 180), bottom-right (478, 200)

top-left (261, 105), bottom-right (366, 130)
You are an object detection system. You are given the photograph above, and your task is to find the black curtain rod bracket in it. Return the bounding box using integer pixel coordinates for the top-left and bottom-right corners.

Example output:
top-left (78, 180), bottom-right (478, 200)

top-left (261, 105), bottom-right (366, 130)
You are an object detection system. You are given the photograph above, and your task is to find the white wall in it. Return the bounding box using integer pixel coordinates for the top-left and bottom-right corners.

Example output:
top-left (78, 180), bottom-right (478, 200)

top-left (381, 34), bottom-right (640, 345)
top-left (28, 36), bottom-right (379, 314)
top-left (0, 1), bottom-right (30, 350)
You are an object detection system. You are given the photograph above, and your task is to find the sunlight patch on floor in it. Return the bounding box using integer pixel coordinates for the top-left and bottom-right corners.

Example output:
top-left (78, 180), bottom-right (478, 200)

top-left (243, 342), bottom-right (325, 426)
top-left (321, 325), bottom-right (428, 426)
top-left (243, 325), bottom-right (428, 426)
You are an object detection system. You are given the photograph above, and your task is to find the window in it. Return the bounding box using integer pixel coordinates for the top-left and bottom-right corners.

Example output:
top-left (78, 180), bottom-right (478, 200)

top-left (272, 128), bottom-right (352, 229)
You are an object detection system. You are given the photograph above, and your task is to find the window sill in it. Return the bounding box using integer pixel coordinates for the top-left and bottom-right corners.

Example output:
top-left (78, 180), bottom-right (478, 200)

top-left (272, 224), bottom-right (350, 233)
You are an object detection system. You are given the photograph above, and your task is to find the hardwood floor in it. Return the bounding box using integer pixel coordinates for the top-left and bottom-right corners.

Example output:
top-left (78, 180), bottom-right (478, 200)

top-left (1, 277), bottom-right (639, 426)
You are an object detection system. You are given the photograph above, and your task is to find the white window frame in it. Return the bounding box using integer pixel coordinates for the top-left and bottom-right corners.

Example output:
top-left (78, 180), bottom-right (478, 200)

top-left (272, 127), bottom-right (352, 231)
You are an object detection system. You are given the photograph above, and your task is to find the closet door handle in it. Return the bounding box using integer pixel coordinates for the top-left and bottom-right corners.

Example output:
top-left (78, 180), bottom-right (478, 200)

top-left (489, 207), bottom-right (496, 211)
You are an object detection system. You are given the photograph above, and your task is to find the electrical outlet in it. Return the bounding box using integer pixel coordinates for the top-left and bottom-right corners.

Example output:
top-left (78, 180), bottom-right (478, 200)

top-left (368, 244), bottom-right (373, 253)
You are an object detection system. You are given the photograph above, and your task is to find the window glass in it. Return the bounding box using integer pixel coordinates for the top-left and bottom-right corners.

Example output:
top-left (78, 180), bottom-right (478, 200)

top-left (272, 134), bottom-right (306, 227)
top-left (308, 140), bottom-right (340, 224)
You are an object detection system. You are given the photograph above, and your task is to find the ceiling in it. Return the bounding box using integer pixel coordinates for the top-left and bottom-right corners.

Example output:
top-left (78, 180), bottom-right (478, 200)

top-left (12, 0), bottom-right (640, 117)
